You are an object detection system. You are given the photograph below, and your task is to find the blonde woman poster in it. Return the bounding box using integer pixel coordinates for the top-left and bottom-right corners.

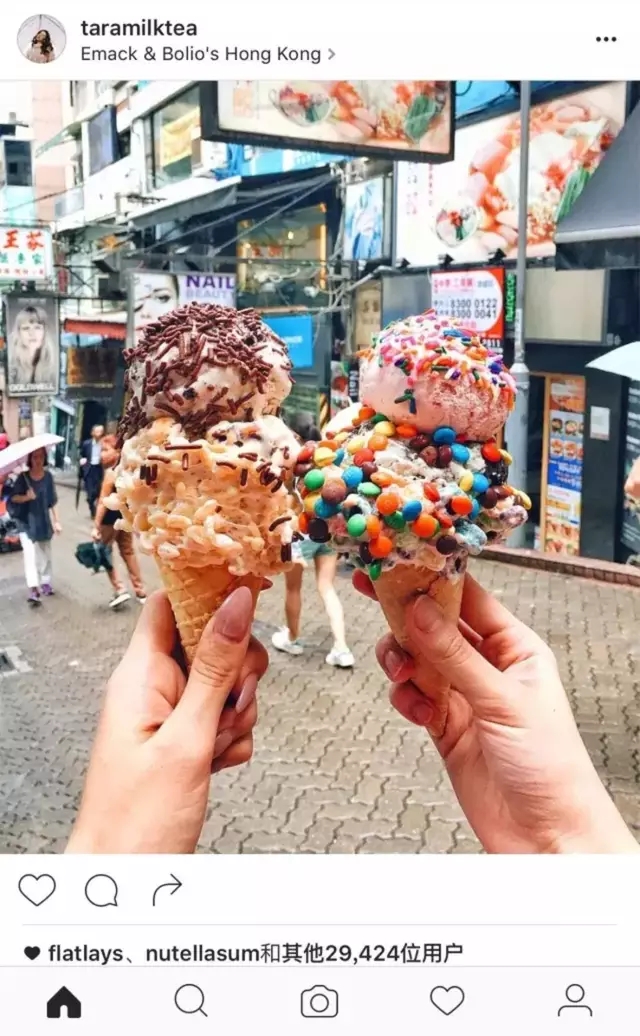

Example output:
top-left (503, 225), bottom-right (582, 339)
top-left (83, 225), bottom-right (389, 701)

top-left (6, 296), bottom-right (59, 396)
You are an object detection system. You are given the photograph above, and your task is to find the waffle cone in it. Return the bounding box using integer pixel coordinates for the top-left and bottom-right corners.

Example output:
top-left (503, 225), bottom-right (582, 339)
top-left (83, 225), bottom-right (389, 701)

top-left (373, 561), bottom-right (466, 737)
top-left (158, 562), bottom-right (263, 667)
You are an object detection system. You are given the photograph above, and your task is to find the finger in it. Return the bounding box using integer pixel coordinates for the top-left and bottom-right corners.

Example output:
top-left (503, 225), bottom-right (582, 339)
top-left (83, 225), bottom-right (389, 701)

top-left (126, 591), bottom-right (176, 657)
top-left (212, 734), bottom-right (253, 773)
top-left (389, 682), bottom-right (435, 728)
top-left (406, 594), bottom-right (517, 723)
top-left (461, 574), bottom-right (529, 640)
top-left (216, 698), bottom-right (257, 739)
top-left (169, 586), bottom-right (255, 737)
top-left (223, 636), bottom-right (268, 712)
top-left (458, 617), bottom-right (483, 648)
top-left (375, 634), bottom-right (415, 683)
top-left (352, 569), bottom-right (378, 601)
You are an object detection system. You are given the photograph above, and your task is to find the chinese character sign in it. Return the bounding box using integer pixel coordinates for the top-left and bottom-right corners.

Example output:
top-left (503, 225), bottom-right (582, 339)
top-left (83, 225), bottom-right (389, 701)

top-left (431, 267), bottom-right (505, 353)
top-left (0, 226), bottom-right (54, 282)
top-left (5, 295), bottom-right (60, 397)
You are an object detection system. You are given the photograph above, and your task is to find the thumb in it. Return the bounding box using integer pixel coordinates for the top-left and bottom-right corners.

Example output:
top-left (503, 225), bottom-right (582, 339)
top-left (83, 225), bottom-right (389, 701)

top-left (406, 595), bottom-right (516, 723)
top-left (171, 586), bottom-right (255, 737)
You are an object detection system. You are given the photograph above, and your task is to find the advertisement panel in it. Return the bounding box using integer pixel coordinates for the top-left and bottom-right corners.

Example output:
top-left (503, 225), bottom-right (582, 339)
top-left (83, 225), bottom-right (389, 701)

top-left (621, 381), bottom-right (640, 554)
top-left (543, 375), bottom-right (585, 556)
top-left (132, 271), bottom-right (237, 343)
top-left (343, 178), bottom-right (385, 261)
top-left (395, 83), bottom-right (626, 266)
top-left (159, 106), bottom-right (200, 169)
top-left (430, 267), bottom-right (505, 353)
top-left (203, 81), bottom-right (454, 162)
top-left (0, 225), bottom-right (53, 281)
top-left (5, 294), bottom-right (59, 397)
top-left (261, 313), bottom-right (314, 369)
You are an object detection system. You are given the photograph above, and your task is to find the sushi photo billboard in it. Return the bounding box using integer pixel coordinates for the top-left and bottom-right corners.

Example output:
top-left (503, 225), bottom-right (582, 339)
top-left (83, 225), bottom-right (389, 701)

top-left (201, 81), bottom-right (455, 163)
top-left (394, 82), bottom-right (627, 266)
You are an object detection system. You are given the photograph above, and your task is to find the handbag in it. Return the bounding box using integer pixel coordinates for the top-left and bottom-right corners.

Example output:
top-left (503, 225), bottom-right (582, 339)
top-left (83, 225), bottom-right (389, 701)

top-left (5, 473), bottom-right (32, 525)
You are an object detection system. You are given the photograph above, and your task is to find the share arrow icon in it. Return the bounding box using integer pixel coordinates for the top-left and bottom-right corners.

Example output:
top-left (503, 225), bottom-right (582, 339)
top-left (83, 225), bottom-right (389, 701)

top-left (152, 874), bottom-right (183, 907)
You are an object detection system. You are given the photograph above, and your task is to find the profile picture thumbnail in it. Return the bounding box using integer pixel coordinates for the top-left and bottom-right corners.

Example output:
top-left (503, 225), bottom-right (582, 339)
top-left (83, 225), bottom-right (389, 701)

top-left (18, 14), bottom-right (66, 64)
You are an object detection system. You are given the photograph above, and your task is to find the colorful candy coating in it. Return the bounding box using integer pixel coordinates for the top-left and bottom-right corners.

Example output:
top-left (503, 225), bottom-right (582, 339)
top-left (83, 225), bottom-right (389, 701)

top-left (321, 480), bottom-right (347, 505)
top-left (377, 491), bottom-right (401, 515)
top-left (359, 482), bottom-right (381, 498)
top-left (433, 426), bottom-right (456, 445)
top-left (343, 466), bottom-right (364, 489)
top-left (314, 446), bottom-right (335, 467)
top-left (402, 499), bottom-right (423, 522)
top-left (374, 421), bottom-right (396, 437)
top-left (472, 473), bottom-right (491, 494)
top-left (304, 469), bottom-right (325, 491)
top-left (451, 443), bottom-right (471, 464)
top-left (347, 514), bottom-right (367, 537)
top-left (413, 513), bottom-right (439, 538)
top-left (314, 498), bottom-right (339, 519)
top-left (481, 442), bottom-right (502, 464)
top-left (369, 535), bottom-right (393, 558)
top-left (384, 511), bottom-right (406, 531)
top-left (308, 517), bottom-right (330, 542)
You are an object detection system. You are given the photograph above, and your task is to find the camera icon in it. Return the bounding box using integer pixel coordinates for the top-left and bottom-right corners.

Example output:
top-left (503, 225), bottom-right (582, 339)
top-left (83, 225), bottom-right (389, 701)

top-left (300, 985), bottom-right (339, 1018)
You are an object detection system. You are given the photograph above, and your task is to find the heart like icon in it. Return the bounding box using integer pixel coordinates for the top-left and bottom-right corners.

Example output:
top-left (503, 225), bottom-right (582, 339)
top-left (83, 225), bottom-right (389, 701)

top-left (24, 946), bottom-right (41, 960)
top-left (18, 874), bottom-right (56, 907)
top-left (430, 986), bottom-right (465, 1016)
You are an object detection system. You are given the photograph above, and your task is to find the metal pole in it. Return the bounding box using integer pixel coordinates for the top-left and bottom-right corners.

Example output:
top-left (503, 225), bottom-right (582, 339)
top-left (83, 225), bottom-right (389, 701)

top-left (505, 81), bottom-right (531, 548)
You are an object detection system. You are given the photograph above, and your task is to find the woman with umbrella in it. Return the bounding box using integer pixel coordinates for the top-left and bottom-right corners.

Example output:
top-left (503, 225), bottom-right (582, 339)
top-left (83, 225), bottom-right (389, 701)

top-left (3, 435), bottom-right (63, 605)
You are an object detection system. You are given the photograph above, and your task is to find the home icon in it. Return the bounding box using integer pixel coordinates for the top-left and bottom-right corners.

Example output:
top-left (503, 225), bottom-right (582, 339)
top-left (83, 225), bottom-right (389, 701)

top-left (46, 986), bottom-right (82, 1019)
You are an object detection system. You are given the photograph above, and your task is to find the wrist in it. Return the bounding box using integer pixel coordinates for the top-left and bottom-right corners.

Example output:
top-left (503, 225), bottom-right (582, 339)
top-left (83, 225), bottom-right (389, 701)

top-left (547, 785), bottom-right (640, 854)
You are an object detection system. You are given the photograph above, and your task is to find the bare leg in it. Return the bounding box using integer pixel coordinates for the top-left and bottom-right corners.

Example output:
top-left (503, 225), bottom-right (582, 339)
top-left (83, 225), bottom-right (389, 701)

top-left (314, 553), bottom-right (349, 653)
top-left (284, 563), bottom-right (304, 640)
top-left (100, 525), bottom-right (125, 593)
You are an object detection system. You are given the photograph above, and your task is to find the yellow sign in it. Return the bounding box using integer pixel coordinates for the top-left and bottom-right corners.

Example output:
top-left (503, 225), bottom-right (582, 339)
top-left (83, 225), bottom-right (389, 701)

top-left (159, 108), bottom-right (200, 169)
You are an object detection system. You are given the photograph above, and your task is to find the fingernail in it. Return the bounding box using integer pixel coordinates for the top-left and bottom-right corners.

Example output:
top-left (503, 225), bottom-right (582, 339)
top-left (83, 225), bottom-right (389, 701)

top-left (383, 647), bottom-right (407, 680)
top-left (236, 672), bottom-right (258, 713)
top-left (410, 700), bottom-right (433, 727)
top-left (214, 731), bottom-right (234, 757)
top-left (213, 587), bottom-right (253, 642)
top-left (412, 595), bottom-right (441, 632)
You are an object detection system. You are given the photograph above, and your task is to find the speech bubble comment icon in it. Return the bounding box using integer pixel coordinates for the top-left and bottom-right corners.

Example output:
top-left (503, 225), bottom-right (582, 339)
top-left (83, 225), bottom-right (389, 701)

top-left (84, 874), bottom-right (119, 908)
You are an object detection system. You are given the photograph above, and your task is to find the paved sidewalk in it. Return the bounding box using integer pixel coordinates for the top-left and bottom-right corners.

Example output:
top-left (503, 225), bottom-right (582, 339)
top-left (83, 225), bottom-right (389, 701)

top-left (0, 485), bottom-right (639, 854)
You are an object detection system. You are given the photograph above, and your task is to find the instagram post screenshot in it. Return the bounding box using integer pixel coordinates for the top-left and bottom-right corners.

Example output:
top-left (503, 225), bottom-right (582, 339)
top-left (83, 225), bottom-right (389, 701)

top-left (0, 0), bottom-right (639, 1029)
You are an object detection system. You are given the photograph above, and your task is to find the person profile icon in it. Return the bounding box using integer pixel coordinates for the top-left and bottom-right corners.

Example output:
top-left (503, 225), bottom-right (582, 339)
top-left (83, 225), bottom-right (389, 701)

top-left (18, 15), bottom-right (66, 65)
top-left (558, 984), bottom-right (593, 1017)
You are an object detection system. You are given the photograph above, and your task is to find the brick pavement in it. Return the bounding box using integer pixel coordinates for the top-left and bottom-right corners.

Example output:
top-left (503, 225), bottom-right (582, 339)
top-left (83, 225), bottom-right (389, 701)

top-left (0, 485), bottom-right (639, 854)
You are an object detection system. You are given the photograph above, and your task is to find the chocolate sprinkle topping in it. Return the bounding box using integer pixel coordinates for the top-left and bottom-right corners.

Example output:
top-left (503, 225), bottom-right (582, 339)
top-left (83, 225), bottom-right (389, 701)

top-left (269, 515), bottom-right (292, 531)
top-left (240, 468), bottom-right (249, 487)
top-left (119, 303), bottom-right (292, 440)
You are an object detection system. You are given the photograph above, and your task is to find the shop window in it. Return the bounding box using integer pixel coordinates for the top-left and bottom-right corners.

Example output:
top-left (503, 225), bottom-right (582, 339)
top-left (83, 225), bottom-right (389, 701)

top-left (147, 86), bottom-right (201, 189)
top-left (118, 129), bottom-right (131, 160)
top-left (236, 205), bottom-right (327, 304)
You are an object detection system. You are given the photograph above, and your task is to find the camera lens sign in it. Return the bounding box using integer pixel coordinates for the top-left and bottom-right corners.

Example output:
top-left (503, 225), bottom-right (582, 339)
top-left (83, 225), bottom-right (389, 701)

top-left (430, 267), bottom-right (505, 353)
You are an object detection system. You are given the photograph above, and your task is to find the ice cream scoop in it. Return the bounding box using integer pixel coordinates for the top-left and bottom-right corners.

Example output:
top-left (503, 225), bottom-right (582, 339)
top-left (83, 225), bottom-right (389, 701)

top-left (358, 309), bottom-right (516, 440)
top-left (112, 414), bottom-right (300, 575)
top-left (121, 302), bottom-right (293, 440)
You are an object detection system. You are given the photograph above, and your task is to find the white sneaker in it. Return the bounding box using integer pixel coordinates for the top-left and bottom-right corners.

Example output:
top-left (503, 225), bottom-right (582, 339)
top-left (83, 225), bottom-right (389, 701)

top-left (271, 628), bottom-right (304, 656)
top-left (326, 647), bottom-right (355, 668)
top-left (136, 595), bottom-right (147, 605)
top-left (109, 591), bottom-right (131, 609)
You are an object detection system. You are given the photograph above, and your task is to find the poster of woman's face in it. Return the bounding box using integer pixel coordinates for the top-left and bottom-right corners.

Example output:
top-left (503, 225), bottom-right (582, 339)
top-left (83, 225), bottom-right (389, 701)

top-left (6, 295), bottom-right (59, 397)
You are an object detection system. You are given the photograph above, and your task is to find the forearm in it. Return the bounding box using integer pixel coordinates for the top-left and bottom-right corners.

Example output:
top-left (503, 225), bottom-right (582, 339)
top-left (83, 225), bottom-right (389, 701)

top-left (11, 494), bottom-right (31, 503)
top-left (94, 502), bottom-right (106, 528)
top-left (50, 506), bottom-right (59, 524)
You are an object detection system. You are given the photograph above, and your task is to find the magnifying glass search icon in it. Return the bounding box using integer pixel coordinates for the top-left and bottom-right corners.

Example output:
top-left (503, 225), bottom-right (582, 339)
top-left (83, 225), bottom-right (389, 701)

top-left (174, 984), bottom-right (208, 1017)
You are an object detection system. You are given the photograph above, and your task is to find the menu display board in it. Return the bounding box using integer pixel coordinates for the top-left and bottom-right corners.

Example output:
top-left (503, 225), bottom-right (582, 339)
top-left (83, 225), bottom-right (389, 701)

top-left (621, 381), bottom-right (640, 554)
top-left (543, 375), bottom-right (585, 557)
top-left (430, 267), bottom-right (505, 353)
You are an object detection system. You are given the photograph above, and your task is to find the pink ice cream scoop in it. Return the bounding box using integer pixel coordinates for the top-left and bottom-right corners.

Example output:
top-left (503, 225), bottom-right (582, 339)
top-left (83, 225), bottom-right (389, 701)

top-left (359, 309), bottom-right (516, 440)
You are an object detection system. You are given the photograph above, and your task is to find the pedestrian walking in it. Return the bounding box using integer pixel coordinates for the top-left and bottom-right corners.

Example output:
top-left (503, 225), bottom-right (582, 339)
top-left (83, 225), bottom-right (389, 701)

top-left (271, 411), bottom-right (354, 668)
top-left (79, 424), bottom-right (105, 518)
top-left (92, 442), bottom-right (147, 609)
top-left (6, 448), bottom-right (61, 605)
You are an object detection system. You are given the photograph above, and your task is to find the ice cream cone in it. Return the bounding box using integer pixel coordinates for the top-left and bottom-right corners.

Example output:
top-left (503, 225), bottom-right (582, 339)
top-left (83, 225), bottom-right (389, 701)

top-left (158, 562), bottom-right (263, 667)
top-left (373, 560), bottom-right (466, 737)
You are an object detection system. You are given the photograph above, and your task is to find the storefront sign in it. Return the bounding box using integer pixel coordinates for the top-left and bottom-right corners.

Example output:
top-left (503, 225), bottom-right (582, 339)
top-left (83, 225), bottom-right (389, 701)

top-left (431, 267), bottom-right (505, 352)
top-left (261, 313), bottom-right (314, 369)
top-left (353, 282), bottom-right (382, 352)
top-left (504, 272), bottom-right (517, 328)
top-left (394, 82), bottom-right (626, 266)
top-left (132, 271), bottom-right (236, 343)
top-left (543, 375), bottom-right (585, 557)
top-left (343, 178), bottom-right (385, 261)
top-left (0, 225), bottom-right (53, 282)
top-left (203, 81), bottom-right (454, 163)
top-left (621, 381), bottom-right (640, 554)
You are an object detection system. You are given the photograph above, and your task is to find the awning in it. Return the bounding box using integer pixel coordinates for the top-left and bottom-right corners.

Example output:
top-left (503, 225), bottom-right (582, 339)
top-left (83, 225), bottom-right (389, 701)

top-left (63, 318), bottom-right (127, 340)
top-left (555, 102), bottom-right (640, 270)
top-left (129, 177), bottom-right (239, 230)
top-left (51, 397), bottom-right (76, 416)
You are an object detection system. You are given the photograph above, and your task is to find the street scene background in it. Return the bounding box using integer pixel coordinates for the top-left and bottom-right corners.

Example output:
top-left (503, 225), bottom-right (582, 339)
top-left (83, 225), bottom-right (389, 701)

top-left (1, 486), bottom-right (639, 855)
